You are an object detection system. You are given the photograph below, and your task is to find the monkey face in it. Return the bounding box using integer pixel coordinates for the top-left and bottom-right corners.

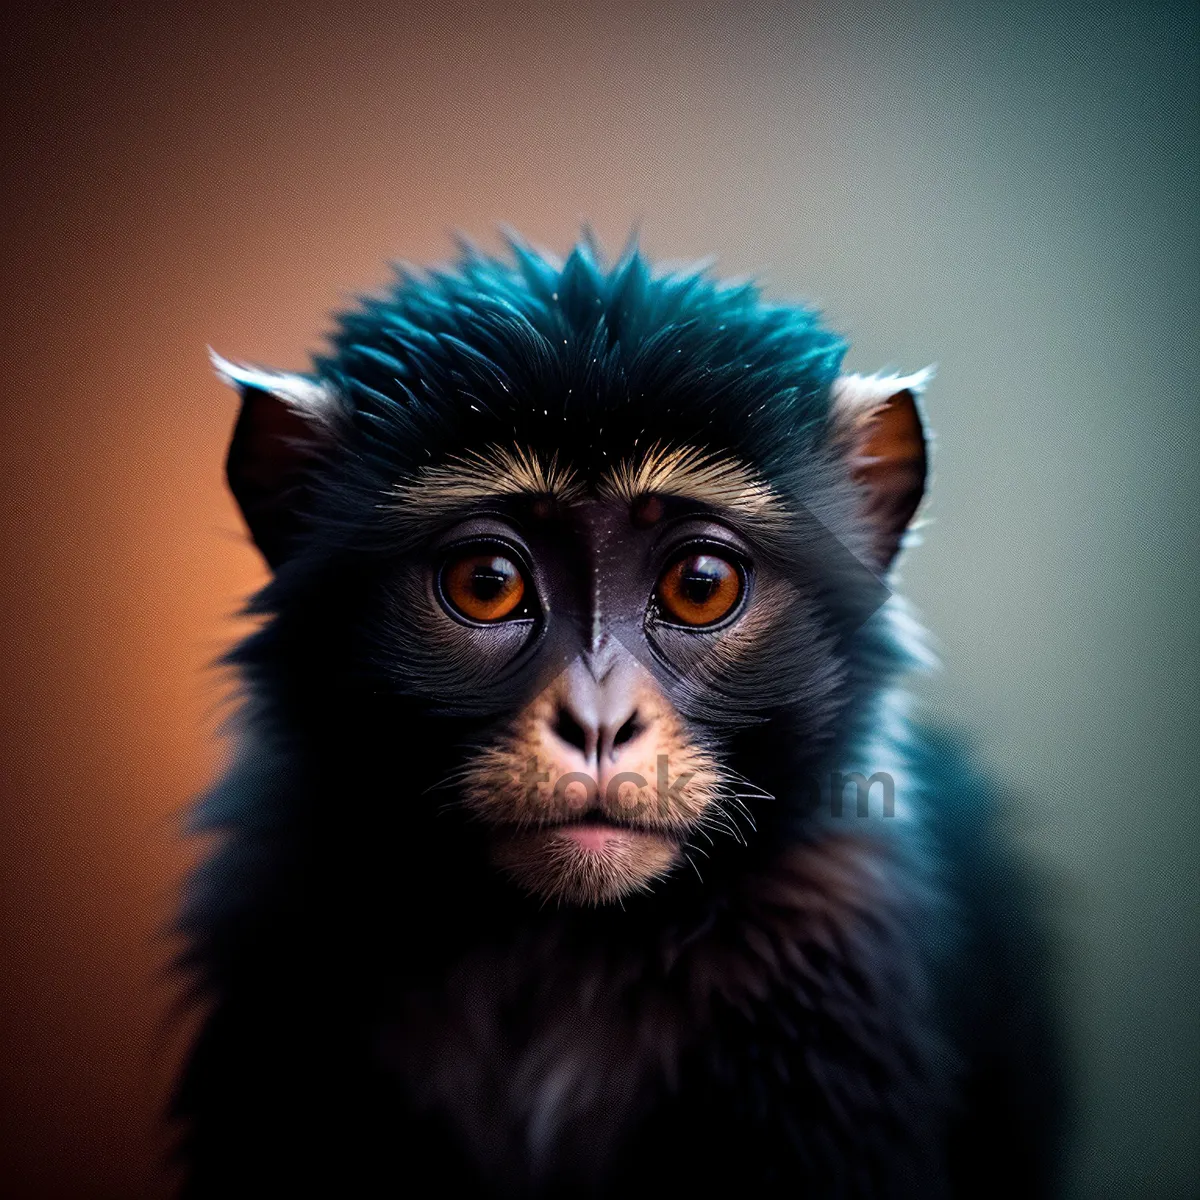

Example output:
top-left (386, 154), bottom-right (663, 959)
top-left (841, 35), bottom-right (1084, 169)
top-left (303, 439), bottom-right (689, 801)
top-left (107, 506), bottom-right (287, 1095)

top-left (370, 477), bottom-right (839, 906)
top-left (215, 243), bottom-right (928, 909)
top-left (435, 499), bottom-right (739, 905)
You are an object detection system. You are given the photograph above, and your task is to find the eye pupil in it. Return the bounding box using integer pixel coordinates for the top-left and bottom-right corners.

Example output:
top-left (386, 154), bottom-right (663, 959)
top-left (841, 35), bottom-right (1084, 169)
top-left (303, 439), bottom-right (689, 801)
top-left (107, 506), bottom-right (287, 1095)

top-left (681, 564), bottom-right (721, 603)
top-left (470, 564), bottom-right (509, 600)
top-left (442, 551), bottom-right (528, 622)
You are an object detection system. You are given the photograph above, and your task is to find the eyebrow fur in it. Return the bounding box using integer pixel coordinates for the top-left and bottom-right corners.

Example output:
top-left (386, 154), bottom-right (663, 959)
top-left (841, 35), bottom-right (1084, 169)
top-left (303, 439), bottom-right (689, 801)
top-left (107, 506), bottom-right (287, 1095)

top-left (385, 445), bottom-right (584, 527)
top-left (385, 441), bottom-right (786, 533)
top-left (599, 442), bottom-right (787, 528)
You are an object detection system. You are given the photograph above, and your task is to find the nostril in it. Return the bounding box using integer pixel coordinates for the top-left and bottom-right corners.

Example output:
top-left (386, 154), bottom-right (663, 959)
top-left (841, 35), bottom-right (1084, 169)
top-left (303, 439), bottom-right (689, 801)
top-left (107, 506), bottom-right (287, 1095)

top-left (613, 713), bottom-right (641, 748)
top-left (553, 708), bottom-right (590, 754)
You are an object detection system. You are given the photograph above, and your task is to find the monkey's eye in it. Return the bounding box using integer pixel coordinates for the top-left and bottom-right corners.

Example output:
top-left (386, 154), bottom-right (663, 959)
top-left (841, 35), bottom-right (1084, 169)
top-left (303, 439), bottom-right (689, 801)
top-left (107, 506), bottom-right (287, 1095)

top-left (656, 551), bottom-right (744, 628)
top-left (440, 550), bottom-right (530, 623)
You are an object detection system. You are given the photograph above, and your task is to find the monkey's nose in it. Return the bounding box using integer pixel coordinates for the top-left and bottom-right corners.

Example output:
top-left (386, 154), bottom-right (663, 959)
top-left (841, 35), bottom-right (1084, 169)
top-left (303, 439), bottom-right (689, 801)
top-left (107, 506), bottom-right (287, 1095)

top-left (546, 655), bottom-right (650, 773)
top-left (551, 703), bottom-right (644, 768)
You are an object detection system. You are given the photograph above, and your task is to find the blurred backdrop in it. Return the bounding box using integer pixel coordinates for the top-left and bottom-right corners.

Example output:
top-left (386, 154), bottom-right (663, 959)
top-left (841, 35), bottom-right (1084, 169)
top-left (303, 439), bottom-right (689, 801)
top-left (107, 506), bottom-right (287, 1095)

top-left (1, 2), bottom-right (1196, 1197)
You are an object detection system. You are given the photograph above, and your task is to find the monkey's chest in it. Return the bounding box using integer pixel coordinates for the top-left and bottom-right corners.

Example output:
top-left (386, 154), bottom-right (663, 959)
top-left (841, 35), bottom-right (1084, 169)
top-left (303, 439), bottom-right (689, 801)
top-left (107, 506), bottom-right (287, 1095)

top-left (377, 958), bottom-right (681, 1188)
top-left (369, 841), bottom-right (942, 1192)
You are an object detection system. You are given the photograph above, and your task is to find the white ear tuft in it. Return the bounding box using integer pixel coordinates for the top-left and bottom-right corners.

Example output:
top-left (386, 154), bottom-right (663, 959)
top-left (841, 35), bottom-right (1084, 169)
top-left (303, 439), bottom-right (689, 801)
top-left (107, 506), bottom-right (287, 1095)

top-left (828, 366), bottom-right (933, 571)
top-left (208, 348), bottom-right (340, 426)
top-left (830, 366), bottom-right (935, 442)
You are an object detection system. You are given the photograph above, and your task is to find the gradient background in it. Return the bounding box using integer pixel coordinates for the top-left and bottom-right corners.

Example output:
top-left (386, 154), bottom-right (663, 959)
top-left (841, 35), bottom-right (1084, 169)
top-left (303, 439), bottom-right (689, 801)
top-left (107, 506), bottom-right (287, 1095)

top-left (1, 2), bottom-right (1197, 1197)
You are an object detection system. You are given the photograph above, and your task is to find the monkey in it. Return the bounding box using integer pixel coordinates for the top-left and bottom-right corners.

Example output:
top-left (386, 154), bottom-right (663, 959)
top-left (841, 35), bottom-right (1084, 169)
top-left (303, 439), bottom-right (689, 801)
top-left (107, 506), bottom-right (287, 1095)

top-left (175, 236), bottom-right (1064, 1198)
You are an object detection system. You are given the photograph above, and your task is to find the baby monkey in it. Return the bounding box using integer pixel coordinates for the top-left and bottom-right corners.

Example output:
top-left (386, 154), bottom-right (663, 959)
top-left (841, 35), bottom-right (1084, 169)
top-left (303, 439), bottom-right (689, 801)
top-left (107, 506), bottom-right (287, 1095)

top-left (177, 237), bottom-right (1062, 1198)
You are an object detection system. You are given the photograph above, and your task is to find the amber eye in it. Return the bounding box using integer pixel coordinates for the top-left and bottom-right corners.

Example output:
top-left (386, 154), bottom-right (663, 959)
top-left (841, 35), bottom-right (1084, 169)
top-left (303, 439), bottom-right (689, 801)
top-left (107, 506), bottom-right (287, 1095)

top-left (656, 552), bottom-right (743, 627)
top-left (441, 551), bottom-right (528, 622)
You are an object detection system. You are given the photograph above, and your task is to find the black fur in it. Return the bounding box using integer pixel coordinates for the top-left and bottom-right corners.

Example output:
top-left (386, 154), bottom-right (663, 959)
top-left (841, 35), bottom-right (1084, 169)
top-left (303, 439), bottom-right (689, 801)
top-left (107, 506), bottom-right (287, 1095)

top-left (175, 237), bottom-right (1063, 1197)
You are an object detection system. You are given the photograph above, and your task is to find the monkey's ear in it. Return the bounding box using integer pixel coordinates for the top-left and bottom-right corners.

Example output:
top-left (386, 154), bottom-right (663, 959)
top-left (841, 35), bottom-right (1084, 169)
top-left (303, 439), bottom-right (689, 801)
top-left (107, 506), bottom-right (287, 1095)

top-left (211, 350), bottom-right (341, 569)
top-left (830, 368), bottom-right (932, 572)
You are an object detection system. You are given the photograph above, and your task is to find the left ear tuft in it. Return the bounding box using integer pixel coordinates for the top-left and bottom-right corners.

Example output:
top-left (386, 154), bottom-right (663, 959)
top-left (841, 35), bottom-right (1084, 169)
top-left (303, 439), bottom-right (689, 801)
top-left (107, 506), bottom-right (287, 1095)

top-left (209, 349), bottom-right (340, 427)
top-left (830, 368), bottom-right (933, 572)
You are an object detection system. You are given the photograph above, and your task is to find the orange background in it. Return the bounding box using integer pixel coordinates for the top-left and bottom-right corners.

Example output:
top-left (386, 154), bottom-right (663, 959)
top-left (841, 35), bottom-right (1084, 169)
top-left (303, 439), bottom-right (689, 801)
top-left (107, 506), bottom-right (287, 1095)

top-left (2, 4), bottom-right (1197, 1197)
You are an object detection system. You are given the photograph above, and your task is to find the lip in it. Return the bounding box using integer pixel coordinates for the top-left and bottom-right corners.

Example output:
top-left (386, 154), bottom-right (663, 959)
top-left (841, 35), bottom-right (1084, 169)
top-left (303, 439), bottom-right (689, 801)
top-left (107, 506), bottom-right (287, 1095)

top-left (551, 821), bottom-right (641, 853)
top-left (509, 820), bottom-right (682, 859)
top-left (490, 821), bottom-right (685, 904)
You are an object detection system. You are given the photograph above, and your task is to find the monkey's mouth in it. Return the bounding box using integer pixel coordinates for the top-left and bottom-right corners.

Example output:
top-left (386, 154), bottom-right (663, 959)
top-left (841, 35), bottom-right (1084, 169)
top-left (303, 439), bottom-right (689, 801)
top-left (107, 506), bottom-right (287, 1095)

top-left (545, 814), bottom-right (673, 852)
top-left (489, 817), bottom-right (684, 904)
top-left (508, 810), bottom-right (683, 854)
